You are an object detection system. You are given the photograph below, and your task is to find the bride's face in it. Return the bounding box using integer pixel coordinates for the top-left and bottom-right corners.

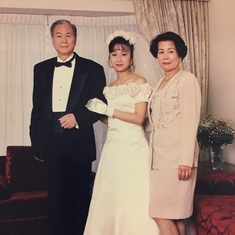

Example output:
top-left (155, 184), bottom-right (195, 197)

top-left (109, 44), bottom-right (132, 72)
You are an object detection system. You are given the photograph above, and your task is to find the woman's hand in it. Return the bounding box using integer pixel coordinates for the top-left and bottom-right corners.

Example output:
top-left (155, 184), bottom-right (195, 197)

top-left (178, 165), bottom-right (192, 181)
top-left (86, 98), bottom-right (115, 118)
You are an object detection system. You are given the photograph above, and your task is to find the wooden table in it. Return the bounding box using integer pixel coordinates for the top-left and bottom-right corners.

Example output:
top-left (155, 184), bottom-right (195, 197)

top-left (197, 161), bottom-right (235, 175)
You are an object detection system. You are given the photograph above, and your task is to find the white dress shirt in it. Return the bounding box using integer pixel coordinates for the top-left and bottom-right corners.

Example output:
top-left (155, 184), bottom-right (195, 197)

top-left (52, 54), bottom-right (75, 112)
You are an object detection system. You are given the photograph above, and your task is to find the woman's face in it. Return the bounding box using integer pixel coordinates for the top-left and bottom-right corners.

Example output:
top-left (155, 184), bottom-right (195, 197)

top-left (109, 44), bottom-right (132, 72)
top-left (157, 40), bottom-right (181, 73)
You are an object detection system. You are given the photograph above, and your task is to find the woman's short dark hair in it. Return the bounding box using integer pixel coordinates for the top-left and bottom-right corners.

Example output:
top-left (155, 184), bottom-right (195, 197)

top-left (50, 19), bottom-right (77, 37)
top-left (108, 36), bottom-right (134, 60)
top-left (149, 31), bottom-right (188, 60)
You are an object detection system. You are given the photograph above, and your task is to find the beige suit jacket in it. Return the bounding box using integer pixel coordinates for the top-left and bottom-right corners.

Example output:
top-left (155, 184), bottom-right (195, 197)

top-left (147, 70), bottom-right (201, 170)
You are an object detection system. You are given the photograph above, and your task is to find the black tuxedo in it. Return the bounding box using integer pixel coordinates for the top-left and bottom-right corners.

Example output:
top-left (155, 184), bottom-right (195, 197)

top-left (30, 52), bottom-right (106, 162)
top-left (29, 52), bottom-right (106, 235)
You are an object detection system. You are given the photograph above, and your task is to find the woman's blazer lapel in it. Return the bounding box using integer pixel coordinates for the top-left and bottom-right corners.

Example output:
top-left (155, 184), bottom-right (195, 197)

top-left (148, 78), bottom-right (162, 126)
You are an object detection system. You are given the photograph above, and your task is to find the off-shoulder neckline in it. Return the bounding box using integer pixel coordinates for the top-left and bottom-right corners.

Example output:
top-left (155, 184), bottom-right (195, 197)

top-left (106, 82), bottom-right (149, 88)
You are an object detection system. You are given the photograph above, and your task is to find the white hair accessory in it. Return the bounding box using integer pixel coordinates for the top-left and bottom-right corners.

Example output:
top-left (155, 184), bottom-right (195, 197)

top-left (106, 30), bottom-right (136, 45)
top-left (100, 31), bottom-right (163, 88)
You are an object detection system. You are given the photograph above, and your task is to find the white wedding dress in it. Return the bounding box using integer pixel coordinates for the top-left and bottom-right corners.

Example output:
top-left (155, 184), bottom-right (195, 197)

top-left (84, 83), bottom-right (159, 235)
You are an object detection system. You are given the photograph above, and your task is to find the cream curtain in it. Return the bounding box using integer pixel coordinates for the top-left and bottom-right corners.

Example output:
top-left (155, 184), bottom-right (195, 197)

top-left (133, 0), bottom-right (209, 115)
top-left (47, 15), bottom-right (138, 62)
top-left (0, 14), bottom-right (48, 156)
top-left (0, 14), bottom-right (138, 171)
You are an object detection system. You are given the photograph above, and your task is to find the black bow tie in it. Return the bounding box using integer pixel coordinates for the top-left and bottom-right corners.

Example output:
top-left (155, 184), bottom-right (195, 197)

top-left (55, 55), bottom-right (75, 68)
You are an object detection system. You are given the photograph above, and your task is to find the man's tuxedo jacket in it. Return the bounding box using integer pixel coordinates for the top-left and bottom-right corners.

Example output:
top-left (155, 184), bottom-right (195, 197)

top-left (30, 53), bottom-right (106, 162)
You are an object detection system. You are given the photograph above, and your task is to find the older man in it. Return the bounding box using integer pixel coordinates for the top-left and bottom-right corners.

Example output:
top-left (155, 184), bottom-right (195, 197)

top-left (30, 19), bottom-right (106, 235)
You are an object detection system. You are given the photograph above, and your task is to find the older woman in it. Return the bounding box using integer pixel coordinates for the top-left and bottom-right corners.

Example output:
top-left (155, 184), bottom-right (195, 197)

top-left (148, 31), bottom-right (201, 235)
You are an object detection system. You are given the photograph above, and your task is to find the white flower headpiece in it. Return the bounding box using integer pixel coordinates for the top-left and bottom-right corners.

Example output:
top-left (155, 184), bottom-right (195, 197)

top-left (106, 30), bottom-right (136, 45)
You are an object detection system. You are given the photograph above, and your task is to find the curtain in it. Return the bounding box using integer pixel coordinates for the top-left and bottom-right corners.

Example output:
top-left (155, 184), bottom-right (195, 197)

top-left (0, 13), bottom-right (138, 171)
top-left (0, 14), bottom-right (48, 156)
top-left (133, 0), bottom-right (209, 115)
top-left (47, 15), bottom-right (138, 62)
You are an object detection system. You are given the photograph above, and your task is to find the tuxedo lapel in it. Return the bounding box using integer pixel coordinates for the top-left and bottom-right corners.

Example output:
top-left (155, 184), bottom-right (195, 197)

top-left (42, 59), bottom-right (55, 120)
top-left (66, 55), bottom-right (87, 112)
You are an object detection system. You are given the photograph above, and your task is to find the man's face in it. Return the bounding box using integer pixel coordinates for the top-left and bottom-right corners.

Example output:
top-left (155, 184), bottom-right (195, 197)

top-left (51, 23), bottom-right (77, 60)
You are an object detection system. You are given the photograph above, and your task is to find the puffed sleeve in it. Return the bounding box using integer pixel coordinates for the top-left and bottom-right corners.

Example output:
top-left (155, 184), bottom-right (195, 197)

top-left (134, 83), bottom-right (152, 103)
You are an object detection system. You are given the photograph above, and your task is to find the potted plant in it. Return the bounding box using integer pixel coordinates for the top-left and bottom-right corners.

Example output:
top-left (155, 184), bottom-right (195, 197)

top-left (197, 114), bottom-right (235, 170)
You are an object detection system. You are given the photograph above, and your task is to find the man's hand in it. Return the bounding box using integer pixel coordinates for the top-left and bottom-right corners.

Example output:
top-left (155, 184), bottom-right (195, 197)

top-left (59, 113), bottom-right (77, 129)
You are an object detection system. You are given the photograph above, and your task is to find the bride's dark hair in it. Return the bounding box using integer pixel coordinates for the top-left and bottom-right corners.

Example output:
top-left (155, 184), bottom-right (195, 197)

top-left (108, 36), bottom-right (134, 60)
top-left (108, 36), bottom-right (135, 70)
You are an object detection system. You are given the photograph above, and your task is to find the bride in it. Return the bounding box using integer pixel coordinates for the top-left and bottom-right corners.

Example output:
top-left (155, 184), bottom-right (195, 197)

top-left (83, 30), bottom-right (159, 235)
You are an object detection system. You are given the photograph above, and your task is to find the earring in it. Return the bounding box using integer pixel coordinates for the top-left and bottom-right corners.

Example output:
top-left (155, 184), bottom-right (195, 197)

top-left (108, 59), bottom-right (113, 68)
top-left (129, 60), bottom-right (134, 70)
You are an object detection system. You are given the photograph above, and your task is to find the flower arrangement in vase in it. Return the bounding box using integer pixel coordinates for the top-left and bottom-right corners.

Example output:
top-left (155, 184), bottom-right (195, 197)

top-left (197, 114), bottom-right (235, 170)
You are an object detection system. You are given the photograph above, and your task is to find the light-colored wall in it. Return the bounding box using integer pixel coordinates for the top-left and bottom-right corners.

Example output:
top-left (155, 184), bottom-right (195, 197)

top-left (208, 0), bottom-right (235, 164)
top-left (0, 0), bottom-right (134, 16)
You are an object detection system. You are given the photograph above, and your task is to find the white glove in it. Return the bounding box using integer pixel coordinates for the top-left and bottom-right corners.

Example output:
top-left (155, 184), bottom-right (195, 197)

top-left (86, 98), bottom-right (115, 118)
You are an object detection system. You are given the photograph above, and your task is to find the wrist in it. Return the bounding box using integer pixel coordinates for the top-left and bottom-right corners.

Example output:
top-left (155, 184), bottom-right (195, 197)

top-left (107, 107), bottom-right (115, 118)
